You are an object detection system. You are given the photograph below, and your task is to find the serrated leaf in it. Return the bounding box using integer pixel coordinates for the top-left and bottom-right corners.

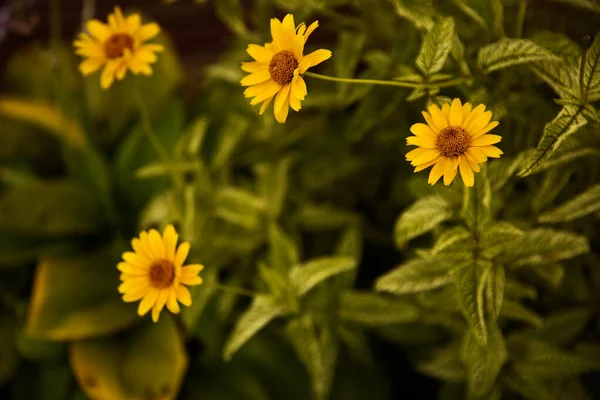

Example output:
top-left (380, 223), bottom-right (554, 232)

top-left (286, 315), bottom-right (338, 400)
top-left (485, 264), bottom-right (505, 322)
top-left (583, 32), bottom-right (600, 100)
top-left (500, 229), bottom-right (589, 267)
top-left (513, 339), bottom-right (600, 379)
top-left (461, 166), bottom-right (491, 230)
top-left (460, 323), bottom-right (507, 397)
top-left (394, 195), bottom-right (453, 247)
top-left (456, 260), bottom-right (491, 345)
top-left (531, 60), bottom-right (579, 99)
top-left (289, 256), bottom-right (357, 297)
top-left (534, 308), bottom-right (592, 346)
top-left (480, 221), bottom-right (524, 258)
top-left (416, 17), bottom-right (455, 76)
top-left (539, 184), bottom-right (600, 223)
top-left (223, 296), bottom-right (288, 361)
top-left (500, 300), bottom-right (543, 328)
top-left (431, 226), bottom-right (473, 255)
top-left (478, 38), bottom-right (560, 73)
top-left (375, 257), bottom-right (454, 294)
top-left (518, 106), bottom-right (587, 177)
top-left (339, 291), bottom-right (419, 326)
top-left (388, 0), bottom-right (435, 30)
top-left (417, 343), bottom-right (465, 382)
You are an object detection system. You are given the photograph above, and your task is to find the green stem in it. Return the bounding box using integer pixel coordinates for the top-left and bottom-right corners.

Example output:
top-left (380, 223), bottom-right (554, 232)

top-left (515, 0), bottom-right (527, 38)
top-left (304, 71), bottom-right (468, 89)
top-left (209, 283), bottom-right (258, 298)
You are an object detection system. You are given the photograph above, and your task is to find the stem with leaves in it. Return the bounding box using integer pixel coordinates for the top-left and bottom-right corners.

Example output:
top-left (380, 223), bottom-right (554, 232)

top-left (304, 71), bottom-right (469, 89)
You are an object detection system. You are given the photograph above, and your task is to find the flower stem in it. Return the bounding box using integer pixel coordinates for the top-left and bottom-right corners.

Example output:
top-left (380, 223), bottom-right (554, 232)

top-left (209, 282), bottom-right (258, 298)
top-left (303, 71), bottom-right (468, 89)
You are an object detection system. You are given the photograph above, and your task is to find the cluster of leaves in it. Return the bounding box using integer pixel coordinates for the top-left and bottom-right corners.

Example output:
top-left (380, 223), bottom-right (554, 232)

top-left (1, 0), bottom-right (600, 399)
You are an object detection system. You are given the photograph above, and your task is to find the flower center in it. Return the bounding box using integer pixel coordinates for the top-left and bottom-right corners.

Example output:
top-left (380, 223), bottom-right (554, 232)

top-left (436, 126), bottom-right (471, 158)
top-left (148, 259), bottom-right (175, 289)
top-left (104, 34), bottom-right (134, 58)
top-left (269, 50), bottom-right (298, 85)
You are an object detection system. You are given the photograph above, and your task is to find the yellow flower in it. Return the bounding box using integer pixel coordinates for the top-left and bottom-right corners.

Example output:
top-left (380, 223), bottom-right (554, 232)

top-left (241, 14), bottom-right (332, 123)
top-left (406, 99), bottom-right (502, 187)
top-left (118, 225), bottom-right (203, 322)
top-left (73, 6), bottom-right (164, 89)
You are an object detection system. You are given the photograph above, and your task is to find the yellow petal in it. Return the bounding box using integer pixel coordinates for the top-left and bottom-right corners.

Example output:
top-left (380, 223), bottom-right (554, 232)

top-left (480, 146), bottom-right (503, 158)
top-left (441, 103), bottom-right (451, 121)
top-left (181, 264), bottom-right (204, 278)
top-left (117, 262), bottom-right (146, 275)
top-left (459, 155), bottom-right (474, 187)
top-left (428, 104), bottom-right (448, 131)
top-left (79, 58), bottom-right (104, 76)
top-left (175, 242), bottom-right (190, 267)
top-left (471, 121), bottom-right (499, 140)
top-left (122, 285), bottom-right (148, 302)
top-left (241, 70), bottom-right (272, 86)
top-left (298, 49), bottom-right (332, 74)
top-left (281, 14), bottom-right (296, 48)
top-left (413, 149), bottom-right (441, 165)
top-left (289, 92), bottom-right (302, 111)
top-left (166, 287), bottom-right (180, 314)
top-left (151, 290), bottom-right (169, 322)
top-left (163, 224), bottom-right (178, 262)
top-left (466, 147), bottom-right (488, 163)
top-left (126, 14), bottom-right (141, 33)
top-left (292, 34), bottom-right (305, 61)
top-left (138, 288), bottom-right (159, 316)
top-left (406, 135), bottom-right (436, 148)
top-left (148, 229), bottom-right (165, 259)
top-left (303, 21), bottom-right (319, 43)
top-left (270, 17), bottom-right (288, 51)
top-left (410, 123), bottom-right (438, 141)
top-left (259, 96), bottom-right (274, 115)
top-left (449, 98), bottom-right (463, 126)
top-left (249, 81), bottom-right (282, 105)
top-left (414, 155), bottom-right (443, 172)
top-left (471, 134), bottom-right (502, 147)
top-left (118, 277), bottom-right (148, 294)
top-left (463, 104), bottom-right (485, 129)
top-left (137, 22), bottom-right (160, 42)
top-left (241, 61), bottom-right (269, 73)
top-left (462, 102), bottom-right (472, 120)
top-left (100, 60), bottom-right (118, 89)
top-left (115, 64), bottom-right (127, 80)
top-left (421, 111), bottom-right (440, 133)
top-left (467, 111), bottom-right (493, 134)
top-left (134, 48), bottom-right (158, 63)
top-left (465, 152), bottom-right (481, 172)
top-left (274, 98), bottom-right (290, 123)
top-left (86, 20), bottom-right (112, 41)
top-left (291, 74), bottom-right (307, 100)
top-left (176, 285), bottom-right (192, 306)
top-left (274, 83), bottom-right (291, 116)
top-left (180, 275), bottom-right (203, 286)
top-left (245, 79), bottom-right (277, 98)
top-left (443, 157), bottom-right (459, 186)
top-left (139, 231), bottom-right (157, 260)
top-left (406, 147), bottom-right (430, 161)
top-left (428, 160), bottom-right (445, 185)
top-left (122, 252), bottom-right (150, 269)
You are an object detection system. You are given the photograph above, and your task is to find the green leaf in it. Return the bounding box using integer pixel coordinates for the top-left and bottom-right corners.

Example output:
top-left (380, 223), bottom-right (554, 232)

top-left (456, 260), bottom-right (490, 345)
top-left (513, 339), bottom-right (600, 379)
top-left (478, 38), bottom-right (560, 73)
top-left (548, 0), bottom-right (600, 12)
top-left (286, 315), bottom-right (338, 400)
top-left (518, 106), bottom-right (587, 177)
top-left (15, 329), bottom-right (65, 361)
top-left (539, 184), bottom-right (600, 223)
top-left (175, 116), bottom-right (208, 159)
top-left (485, 264), bottom-right (505, 322)
top-left (70, 318), bottom-right (188, 400)
top-left (480, 221), bottom-right (524, 258)
top-left (583, 32), bottom-right (600, 100)
top-left (338, 291), bottom-right (419, 326)
top-left (431, 226), bottom-right (473, 255)
top-left (534, 308), bottom-right (592, 346)
top-left (268, 224), bottom-right (299, 274)
top-left (487, 152), bottom-right (530, 191)
top-left (416, 344), bottom-right (465, 382)
top-left (416, 17), bottom-right (455, 76)
top-left (394, 195), bottom-right (453, 247)
top-left (375, 257), bottom-right (454, 294)
top-left (209, 114), bottom-right (249, 171)
top-left (254, 158), bottom-right (290, 218)
top-left (461, 166), bottom-right (491, 230)
top-left (532, 169), bottom-right (572, 213)
top-left (504, 373), bottom-right (554, 400)
top-left (389, 0), bottom-right (435, 30)
top-left (460, 323), bottom-right (507, 397)
top-left (223, 295), bottom-right (287, 361)
top-left (289, 256), bottom-right (357, 296)
top-left (500, 300), bottom-right (543, 328)
top-left (0, 181), bottom-right (103, 237)
top-left (500, 229), bottom-right (589, 267)
top-left (0, 232), bottom-right (82, 268)
top-left (531, 263), bottom-right (565, 288)
top-left (335, 227), bottom-right (363, 260)
top-left (295, 203), bottom-right (359, 231)
top-left (26, 246), bottom-right (138, 341)
top-left (214, 187), bottom-right (266, 230)
top-left (505, 280), bottom-right (538, 300)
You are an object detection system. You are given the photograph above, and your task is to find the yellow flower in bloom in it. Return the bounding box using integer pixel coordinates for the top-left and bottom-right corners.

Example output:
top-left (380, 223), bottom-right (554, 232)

top-left (406, 99), bottom-right (502, 187)
top-left (73, 7), bottom-right (164, 89)
top-left (118, 225), bottom-right (203, 322)
top-left (241, 14), bottom-right (332, 123)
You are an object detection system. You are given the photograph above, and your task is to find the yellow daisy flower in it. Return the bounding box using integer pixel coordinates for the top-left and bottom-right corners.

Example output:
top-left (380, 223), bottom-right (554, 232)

top-left (73, 6), bottom-right (164, 89)
top-left (118, 225), bottom-right (203, 323)
top-left (406, 98), bottom-right (503, 187)
top-left (241, 14), bottom-right (332, 123)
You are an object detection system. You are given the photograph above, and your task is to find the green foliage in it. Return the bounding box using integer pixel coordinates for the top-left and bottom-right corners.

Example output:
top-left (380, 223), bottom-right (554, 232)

top-left (478, 39), bottom-right (560, 73)
top-left (539, 183), bottom-right (600, 223)
top-left (394, 195), bottom-right (454, 247)
top-left (416, 17), bottom-right (455, 77)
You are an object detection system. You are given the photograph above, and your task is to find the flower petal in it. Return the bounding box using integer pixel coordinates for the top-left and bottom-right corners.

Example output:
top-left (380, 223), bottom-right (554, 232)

top-left (410, 123), bottom-right (438, 141)
top-left (467, 111), bottom-right (493, 134)
top-left (443, 157), bottom-right (459, 186)
top-left (406, 135), bottom-right (436, 148)
top-left (122, 285), bottom-right (149, 302)
top-left (428, 160), bottom-right (445, 185)
top-left (471, 134), bottom-right (502, 147)
top-left (148, 229), bottom-right (165, 259)
top-left (298, 49), bottom-right (332, 74)
top-left (176, 285), bottom-right (192, 307)
top-left (466, 147), bottom-right (488, 163)
top-left (291, 74), bottom-right (307, 100)
top-left (100, 60), bottom-right (118, 89)
top-left (463, 104), bottom-right (485, 129)
top-left (471, 121), bottom-right (499, 139)
top-left (86, 20), bottom-right (112, 41)
top-left (459, 155), bottom-right (474, 187)
top-left (248, 81), bottom-right (282, 105)
top-left (79, 58), bottom-right (104, 76)
top-left (413, 149), bottom-right (441, 165)
top-left (303, 21), bottom-right (319, 43)
top-left (122, 252), bottom-right (150, 269)
top-left (163, 224), bottom-right (178, 262)
top-left (117, 262), bottom-right (146, 275)
top-left (241, 70), bottom-right (272, 86)
top-left (175, 242), bottom-right (190, 267)
top-left (241, 61), bottom-right (268, 73)
top-left (414, 155), bottom-right (443, 172)
top-left (166, 287), bottom-right (181, 313)
top-left (449, 98), bottom-right (463, 126)
top-left (151, 289), bottom-right (169, 322)
top-left (137, 22), bottom-right (160, 42)
top-left (259, 95), bottom-right (275, 115)
top-left (429, 104), bottom-right (448, 131)
top-left (421, 111), bottom-right (440, 133)
top-left (480, 145), bottom-right (503, 158)
top-left (465, 152), bottom-right (481, 172)
top-left (138, 288), bottom-right (159, 316)
top-left (274, 83), bottom-right (291, 116)
top-left (247, 44), bottom-right (273, 62)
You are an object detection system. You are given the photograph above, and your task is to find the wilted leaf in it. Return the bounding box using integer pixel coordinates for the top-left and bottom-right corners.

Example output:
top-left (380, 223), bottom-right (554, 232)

top-left (478, 38), bottom-right (560, 73)
top-left (70, 318), bottom-right (188, 400)
top-left (394, 195), bottom-right (454, 247)
top-left (339, 291), bottom-right (419, 326)
top-left (539, 184), bottom-right (600, 223)
top-left (416, 17), bottom-right (455, 76)
top-left (375, 257), bottom-right (454, 294)
top-left (223, 295), bottom-right (288, 361)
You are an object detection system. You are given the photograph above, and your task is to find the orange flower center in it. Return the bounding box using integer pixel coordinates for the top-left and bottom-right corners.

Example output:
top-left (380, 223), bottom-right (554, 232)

top-left (269, 50), bottom-right (298, 85)
top-left (436, 126), bottom-right (471, 158)
top-left (149, 259), bottom-right (175, 289)
top-left (104, 34), bottom-right (134, 58)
